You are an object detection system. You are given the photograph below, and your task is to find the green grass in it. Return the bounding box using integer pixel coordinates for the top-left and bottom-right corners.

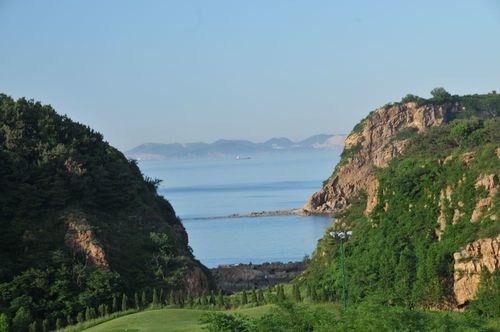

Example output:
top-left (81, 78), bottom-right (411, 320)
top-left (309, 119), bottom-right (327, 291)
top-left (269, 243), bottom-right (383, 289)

top-left (83, 306), bottom-right (273, 332)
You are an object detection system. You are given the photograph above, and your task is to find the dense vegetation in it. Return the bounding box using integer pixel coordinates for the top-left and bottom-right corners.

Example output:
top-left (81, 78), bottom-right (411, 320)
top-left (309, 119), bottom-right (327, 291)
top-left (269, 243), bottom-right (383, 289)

top-left (304, 93), bottom-right (500, 318)
top-left (0, 95), bottom-right (210, 331)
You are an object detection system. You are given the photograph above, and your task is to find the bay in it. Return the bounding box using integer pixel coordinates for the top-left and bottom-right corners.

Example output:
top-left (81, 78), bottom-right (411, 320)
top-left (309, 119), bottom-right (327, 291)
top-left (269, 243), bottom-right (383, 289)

top-left (138, 151), bottom-right (340, 268)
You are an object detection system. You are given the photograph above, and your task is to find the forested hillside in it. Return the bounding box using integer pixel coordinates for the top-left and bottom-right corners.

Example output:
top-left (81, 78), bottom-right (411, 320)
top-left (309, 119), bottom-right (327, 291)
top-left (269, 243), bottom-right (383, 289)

top-left (302, 91), bottom-right (500, 316)
top-left (0, 94), bottom-right (212, 330)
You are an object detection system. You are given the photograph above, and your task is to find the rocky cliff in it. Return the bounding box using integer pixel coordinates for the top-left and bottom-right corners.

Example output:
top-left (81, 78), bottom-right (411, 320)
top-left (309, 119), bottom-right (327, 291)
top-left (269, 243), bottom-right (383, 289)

top-left (303, 92), bottom-right (499, 312)
top-left (304, 102), bottom-right (454, 214)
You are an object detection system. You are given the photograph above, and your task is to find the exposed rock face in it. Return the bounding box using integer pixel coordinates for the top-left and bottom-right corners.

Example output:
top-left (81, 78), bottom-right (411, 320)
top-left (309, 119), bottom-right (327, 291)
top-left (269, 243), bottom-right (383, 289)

top-left (471, 174), bottom-right (498, 223)
top-left (211, 262), bottom-right (307, 293)
top-left (304, 102), bottom-right (455, 214)
top-left (453, 235), bottom-right (500, 306)
top-left (64, 212), bottom-right (110, 269)
top-left (183, 266), bottom-right (212, 297)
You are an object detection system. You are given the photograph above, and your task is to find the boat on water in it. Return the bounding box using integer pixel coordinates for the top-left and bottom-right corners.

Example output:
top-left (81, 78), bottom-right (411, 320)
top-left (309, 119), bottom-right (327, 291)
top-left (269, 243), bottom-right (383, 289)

top-left (235, 155), bottom-right (251, 160)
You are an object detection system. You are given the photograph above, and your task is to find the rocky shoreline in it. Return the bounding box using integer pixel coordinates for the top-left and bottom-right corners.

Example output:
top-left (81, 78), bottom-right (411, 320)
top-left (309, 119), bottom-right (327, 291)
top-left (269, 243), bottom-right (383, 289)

top-left (211, 261), bottom-right (307, 293)
top-left (189, 208), bottom-right (331, 220)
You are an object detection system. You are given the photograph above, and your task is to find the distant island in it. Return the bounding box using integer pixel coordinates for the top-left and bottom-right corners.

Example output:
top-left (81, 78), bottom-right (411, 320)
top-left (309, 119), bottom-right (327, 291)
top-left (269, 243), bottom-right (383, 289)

top-left (125, 134), bottom-right (346, 160)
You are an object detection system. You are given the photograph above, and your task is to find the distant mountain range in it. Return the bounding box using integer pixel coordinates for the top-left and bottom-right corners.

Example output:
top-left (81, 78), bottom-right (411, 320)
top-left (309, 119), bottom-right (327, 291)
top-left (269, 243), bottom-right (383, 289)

top-left (125, 134), bottom-right (346, 160)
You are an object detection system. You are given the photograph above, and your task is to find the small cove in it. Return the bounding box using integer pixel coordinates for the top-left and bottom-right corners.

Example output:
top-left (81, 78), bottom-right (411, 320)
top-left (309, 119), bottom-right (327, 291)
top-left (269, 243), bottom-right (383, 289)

top-left (138, 151), bottom-right (339, 268)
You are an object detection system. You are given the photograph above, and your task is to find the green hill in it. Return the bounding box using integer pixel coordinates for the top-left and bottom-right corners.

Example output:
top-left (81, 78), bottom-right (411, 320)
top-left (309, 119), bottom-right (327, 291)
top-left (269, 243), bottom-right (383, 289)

top-left (0, 94), bottom-right (212, 331)
top-left (302, 90), bottom-right (500, 316)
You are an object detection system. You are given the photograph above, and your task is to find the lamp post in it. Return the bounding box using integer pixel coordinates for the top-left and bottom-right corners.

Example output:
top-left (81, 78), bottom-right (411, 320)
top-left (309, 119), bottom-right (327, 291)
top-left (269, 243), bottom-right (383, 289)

top-left (329, 230), bottom-right (352, 309)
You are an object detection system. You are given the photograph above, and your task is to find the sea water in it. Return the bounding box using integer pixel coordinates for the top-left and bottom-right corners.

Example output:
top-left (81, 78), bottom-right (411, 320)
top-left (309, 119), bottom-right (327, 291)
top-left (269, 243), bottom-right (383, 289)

top-left (138, 151), bottom-right (339, 268)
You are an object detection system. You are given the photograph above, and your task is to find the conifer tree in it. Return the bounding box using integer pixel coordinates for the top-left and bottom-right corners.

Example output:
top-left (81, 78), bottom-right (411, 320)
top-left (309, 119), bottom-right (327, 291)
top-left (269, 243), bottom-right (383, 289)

top-left (12, 307), bottom-right (31, 331)
top-left (187, 293), bottom-right (194, 307)
top-left (85, 307), bottom-right (92, 321)
top-left (217, 290), bottom-right (225, 308)
top-left (112, 295), bottom-right (118, 312)
top-left (241, 290), bottom-right (248, 305)
top-left (152, 288), bottom-right (159, 308)
top-left (134, 292), bottom-right (140, 309)
top-left (29, 321), bottom-right (37, 332)
top-left (251, 289), bottom-right (258, 303)
top-left (121, 294), bottom-right (128, 311)
top-left (141, 290), bottom-right (147, 308)
top-left (258, 289), bottom-right (265, 303)
top-left (209, 291), bottom-right (216, 305)
top-left (0, 313), bottom-right (8, 332)
top-left (169, 290), bottom-right (176, 306)
top-left (293, 285), bottom-right (302, 302)
top-left (55, 318), bottom-right (62, 330)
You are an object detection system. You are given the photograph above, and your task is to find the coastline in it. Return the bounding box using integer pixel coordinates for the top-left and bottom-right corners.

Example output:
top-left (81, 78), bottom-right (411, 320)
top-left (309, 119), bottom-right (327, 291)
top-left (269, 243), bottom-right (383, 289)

top-left (187, 208), bottom-right (332, 220)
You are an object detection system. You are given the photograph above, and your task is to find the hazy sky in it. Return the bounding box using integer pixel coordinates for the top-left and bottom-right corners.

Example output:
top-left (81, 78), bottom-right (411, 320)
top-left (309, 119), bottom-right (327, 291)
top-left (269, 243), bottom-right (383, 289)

top-left (1, 1), bottom-right (499, 150)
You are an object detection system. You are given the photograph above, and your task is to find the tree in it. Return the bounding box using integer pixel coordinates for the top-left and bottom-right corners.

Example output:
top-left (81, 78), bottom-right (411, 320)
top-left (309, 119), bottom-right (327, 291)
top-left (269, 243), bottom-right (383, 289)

top-left (12, 307), bottom-right (31, 332)
top-left (209, 291), bottom-right (216, 306)
top-left (169, 290), bottom-right (176, 306)
top-left (141, 290), bottom-right (147, 308)
top-left (28, 321), bottom-right (38, 332)
top-left (186, 292), bottom-right (194, 307)
top-left (251, 289), bottom-right (258, 303)
top-left (241, 290), bottom-right (248, 305)
top-left (257, 289), bottom-right (265, 304)
top-left (152, 288), bottom-right (159, 308)
top-left (430, 87), bottom-right (451, 102)
top-left (217, 290), bottom-right (225, 308)
top-left (134, 292), bottom-right (140, 309)
top-left (0, 314), bottom-right (9, 332)
top-left (293, 285), bottom-right (302, 302)
top-left (112, 295), bottom-right (118, 312)
top-left (121, 293), bottom-right (128, 311)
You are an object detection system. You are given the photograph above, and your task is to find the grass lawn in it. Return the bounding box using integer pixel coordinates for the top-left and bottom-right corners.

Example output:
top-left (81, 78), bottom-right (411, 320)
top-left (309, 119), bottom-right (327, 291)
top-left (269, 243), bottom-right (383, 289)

top-left (83, 305), bottom-right (273, 332)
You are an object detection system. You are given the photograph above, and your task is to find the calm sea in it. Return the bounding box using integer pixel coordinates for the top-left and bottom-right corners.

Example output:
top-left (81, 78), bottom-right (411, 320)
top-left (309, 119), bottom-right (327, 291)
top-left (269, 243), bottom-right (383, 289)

top-left (138, 151), bottom-right (339, 268)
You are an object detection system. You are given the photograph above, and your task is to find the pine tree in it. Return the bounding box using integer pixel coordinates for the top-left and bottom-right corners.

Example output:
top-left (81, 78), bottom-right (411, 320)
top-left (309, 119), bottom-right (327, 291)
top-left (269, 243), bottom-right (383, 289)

top-left (85, 307), bottom-right (92, 321)
top-left (217, 290), bottom-right (225, 308)
top-left (169, 290), bottom-right (176, 306)
top-left (251, 289), bottom-right (258, 303)
top-left (112, 295), bottom-right (118, 312)
top-left (134, 292), bottom-right (140, 309)
top-left (152, 288), bottom-right (159, 308)
top-left (121, 294), bottom-right (128, 311)
top-left (0, 313), bottom-right (8, 332)
top-left (98, 304), bottom-right (105, 317)
top-left (28, 321), bottom-right (37, 332)
top-left (141, 290), bottom-right (147, 308)
top-left (257, 289), bottom-right (265, 304)
top-left (241, 290), bottom-right (248, 305)
top-left (187, 293), bottom-right (194, 307)
top-left (12, 307), bottom-right (31, 331)
top-left (293, 285), bottom-right (302, 302)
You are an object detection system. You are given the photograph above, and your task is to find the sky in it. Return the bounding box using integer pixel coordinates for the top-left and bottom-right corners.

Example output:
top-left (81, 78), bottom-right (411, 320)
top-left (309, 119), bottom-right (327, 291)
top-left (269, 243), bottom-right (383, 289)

top-left (1, 0), bottom-right (499, 151)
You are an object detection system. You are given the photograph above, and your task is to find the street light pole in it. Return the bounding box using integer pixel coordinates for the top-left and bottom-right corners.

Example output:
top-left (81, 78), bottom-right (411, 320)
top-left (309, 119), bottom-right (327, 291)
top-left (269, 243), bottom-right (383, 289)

top-left (330, 230), bottom-right (352, 309)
